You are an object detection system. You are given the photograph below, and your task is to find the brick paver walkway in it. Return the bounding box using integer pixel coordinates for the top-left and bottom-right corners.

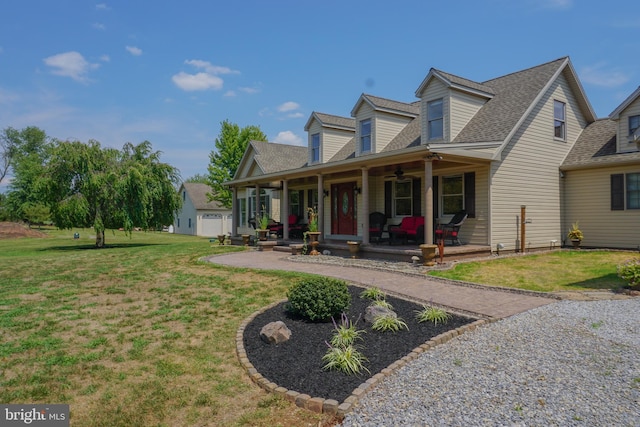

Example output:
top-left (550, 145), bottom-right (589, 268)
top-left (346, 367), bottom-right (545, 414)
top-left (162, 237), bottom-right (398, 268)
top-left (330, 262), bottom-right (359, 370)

top-left (205, 251), bottom-right (555, 318)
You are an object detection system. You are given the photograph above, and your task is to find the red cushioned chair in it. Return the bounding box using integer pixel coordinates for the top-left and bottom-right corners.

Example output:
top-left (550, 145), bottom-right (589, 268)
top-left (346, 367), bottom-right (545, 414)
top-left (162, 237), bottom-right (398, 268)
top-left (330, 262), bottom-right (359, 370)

top-left (435, 210), bottom-right (467, 246)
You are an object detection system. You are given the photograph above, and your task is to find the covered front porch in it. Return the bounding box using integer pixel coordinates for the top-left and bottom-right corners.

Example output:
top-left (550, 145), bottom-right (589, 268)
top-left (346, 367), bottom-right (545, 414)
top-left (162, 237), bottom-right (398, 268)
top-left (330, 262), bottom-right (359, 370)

top-left (228, 144), bottom-right (493, 257)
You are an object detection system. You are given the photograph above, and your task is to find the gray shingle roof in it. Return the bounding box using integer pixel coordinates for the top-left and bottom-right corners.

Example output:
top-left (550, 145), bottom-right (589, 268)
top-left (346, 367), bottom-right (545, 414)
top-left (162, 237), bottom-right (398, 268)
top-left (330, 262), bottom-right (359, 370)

top-left (562, 119), bottom-right (640, 168)
top-left (431, 69), bottom-right (496, 96)
top-left (250, 140), bottom-right (308, 174)
top-left (453, 57), bottom-right (568, 144)
top-left (328, 137), bottom-right (356, 162)
top-left (358, 94), bottom-right (420, 116)
top-left (310, 112), bottom-right (355, 130)
top-left (182, 182), bottom-right (225, 210)
top-left (382, 117), bottom-right (421, 152)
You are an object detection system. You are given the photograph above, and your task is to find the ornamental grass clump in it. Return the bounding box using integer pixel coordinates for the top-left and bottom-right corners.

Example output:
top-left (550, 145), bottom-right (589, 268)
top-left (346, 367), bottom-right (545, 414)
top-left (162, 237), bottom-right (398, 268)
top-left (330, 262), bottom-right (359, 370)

top-left (323, 312), bottom-right (368, 375)
top-left (359, 287), bottom-right (385, 301)
top-left (329, 313), bottom-right (365, 348)
top-left (322, 343), bottom-right (369, 376)
top-left (416, 304), bottom-right (451, 325)
top-left (617, 258), bottom-right (640, 287)
top-left (371, 314), bottom-right (408, 332)
top-left (286, 277), bottom-right (350, 322)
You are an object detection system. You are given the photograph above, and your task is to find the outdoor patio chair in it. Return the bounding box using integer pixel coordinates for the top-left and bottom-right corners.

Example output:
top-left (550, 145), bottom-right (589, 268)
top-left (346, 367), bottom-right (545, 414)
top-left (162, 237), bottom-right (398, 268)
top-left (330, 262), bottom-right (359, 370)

top-left (369, 212), bottom-right (387, 243)
top-left (435, 210), bottom-right (467, 246)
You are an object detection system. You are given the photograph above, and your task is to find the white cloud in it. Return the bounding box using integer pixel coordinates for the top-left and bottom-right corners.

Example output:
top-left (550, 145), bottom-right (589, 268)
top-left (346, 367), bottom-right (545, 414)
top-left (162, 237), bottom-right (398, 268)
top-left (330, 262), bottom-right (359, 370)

top-left (43, 51), bottom-right (98, 83)
top-left (277, 101), bottom-right (300, 112)
top-left (172, 72), bottom-right (223, 91)
top-left (580, 63), bottom-right (629, 88)
top-left (184, 60), bottom-right (239, 75)
top-left (286, 112), bottom-right (304, 119)
top-left (99, 54), bottom-right (110, 62)
top-left (96, 3), bottom-right (109, 10)
top-left (93, 22), bottom-right (106, 30)
top-left (224, 90), bottom-right (236, 97)
top-left (125, 46), bottom-right (142, 56)
top-left (273, 130), bottom-right (304, 146)
top-left (239, 86), bottom-right (260, 94)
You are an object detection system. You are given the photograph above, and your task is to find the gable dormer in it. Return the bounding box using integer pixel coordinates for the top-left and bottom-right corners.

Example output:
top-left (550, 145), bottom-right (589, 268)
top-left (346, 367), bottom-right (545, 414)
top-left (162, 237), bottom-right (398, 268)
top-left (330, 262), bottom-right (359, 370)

top-left (350, 94), bottom-right (419, 156)
top-left (609, 86), bottom-right (640, 153)
top-left (304, 112), bottom-right (355, 164)
top-left (415, 69), bottom-right (494, 144)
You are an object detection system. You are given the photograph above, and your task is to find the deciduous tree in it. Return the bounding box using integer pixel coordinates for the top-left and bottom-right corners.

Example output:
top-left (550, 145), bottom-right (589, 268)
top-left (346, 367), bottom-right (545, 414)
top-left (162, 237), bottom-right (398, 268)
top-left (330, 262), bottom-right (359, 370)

top-left (41, 140), bottom-right (182, 247)
top-left (206, 120), bottom-right (267, 208)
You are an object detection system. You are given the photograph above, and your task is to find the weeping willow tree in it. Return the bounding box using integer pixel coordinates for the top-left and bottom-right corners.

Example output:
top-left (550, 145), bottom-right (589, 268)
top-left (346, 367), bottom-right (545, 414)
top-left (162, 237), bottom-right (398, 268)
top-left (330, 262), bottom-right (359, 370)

top-left (40, 139), bottom-right (182, 247)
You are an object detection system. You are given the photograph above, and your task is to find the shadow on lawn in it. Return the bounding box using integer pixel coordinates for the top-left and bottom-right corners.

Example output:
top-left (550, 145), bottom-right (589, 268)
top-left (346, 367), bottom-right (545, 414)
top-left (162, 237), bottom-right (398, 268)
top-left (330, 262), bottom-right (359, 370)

top-left (40, 242), bottom-right (162, 252)
top-left (565, 272), bottom-right (626, 291)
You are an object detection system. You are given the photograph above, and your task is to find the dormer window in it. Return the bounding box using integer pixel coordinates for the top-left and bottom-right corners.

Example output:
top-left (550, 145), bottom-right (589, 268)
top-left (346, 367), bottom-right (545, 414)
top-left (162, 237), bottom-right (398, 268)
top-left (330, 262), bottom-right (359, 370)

top-left (360, 119), bottom-right (371, 153)
top-left (311, 133), bottom-right (320, 162)
top-left (427, 99), bottom-right (443, 140)
top-left (629, 115), bottom-right (640, 140)
top-left (554, 100), bottom-right (566, 140)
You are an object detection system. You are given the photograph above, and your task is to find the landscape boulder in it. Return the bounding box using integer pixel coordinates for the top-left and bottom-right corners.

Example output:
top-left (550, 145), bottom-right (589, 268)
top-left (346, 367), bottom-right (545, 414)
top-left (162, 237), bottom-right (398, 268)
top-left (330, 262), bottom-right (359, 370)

top-left (260, 321), bottom-right (292, 344)
top-left (364, 305), bottom-right (397, 323)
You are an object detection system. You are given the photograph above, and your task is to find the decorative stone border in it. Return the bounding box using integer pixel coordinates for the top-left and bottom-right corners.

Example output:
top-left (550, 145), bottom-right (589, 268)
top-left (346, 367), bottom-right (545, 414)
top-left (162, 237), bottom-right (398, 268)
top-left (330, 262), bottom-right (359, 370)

top-left (236, 299), bottom-right (498, 419)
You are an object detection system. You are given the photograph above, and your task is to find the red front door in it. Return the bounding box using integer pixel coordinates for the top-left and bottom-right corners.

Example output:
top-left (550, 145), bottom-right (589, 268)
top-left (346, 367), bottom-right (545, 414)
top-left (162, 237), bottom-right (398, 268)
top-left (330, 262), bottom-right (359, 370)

top-left (331, 182), bottom-right (356, 235)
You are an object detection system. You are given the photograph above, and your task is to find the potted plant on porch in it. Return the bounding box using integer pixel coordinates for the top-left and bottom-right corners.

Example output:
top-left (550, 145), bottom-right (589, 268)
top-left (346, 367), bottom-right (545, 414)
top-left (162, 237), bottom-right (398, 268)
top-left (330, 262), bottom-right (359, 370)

top-left (567, 222), bottom-right (583, 249)
top-left (256, 208), bottom-right (270, 241)
top-left (304, 207), bottom-right (321, 255)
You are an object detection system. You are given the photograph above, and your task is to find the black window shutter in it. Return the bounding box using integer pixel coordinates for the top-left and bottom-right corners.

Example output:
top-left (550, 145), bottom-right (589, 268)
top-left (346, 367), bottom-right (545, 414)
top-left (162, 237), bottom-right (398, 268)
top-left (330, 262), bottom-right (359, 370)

top-left (298, 190), bottom-right (304, 217)
top-left (412, 178), bottom-right (421, 216)
top-left (464, 172), bottom-right (476, 218)
top-left (432, 175), bottom-right (439, 219)
top-left (611, 174), bottom-right (625, 210)
top-left (384, 181), bottom-right (392, 218)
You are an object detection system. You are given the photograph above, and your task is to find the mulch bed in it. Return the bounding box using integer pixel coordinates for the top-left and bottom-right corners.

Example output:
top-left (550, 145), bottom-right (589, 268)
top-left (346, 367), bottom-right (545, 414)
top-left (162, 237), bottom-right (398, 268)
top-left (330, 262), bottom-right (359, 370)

top-left (0, 222), bottom-right (49, 239)
top-left (243, 286), bottom-right (474, 403)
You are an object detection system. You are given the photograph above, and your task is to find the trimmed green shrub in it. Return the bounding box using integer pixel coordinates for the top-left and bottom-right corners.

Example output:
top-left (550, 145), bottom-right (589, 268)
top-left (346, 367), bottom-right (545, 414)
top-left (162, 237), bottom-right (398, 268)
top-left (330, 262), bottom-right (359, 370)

top-left (286, 277), bottom-right (351, 322)
top-left (618, 258), bottom-right (640, 287)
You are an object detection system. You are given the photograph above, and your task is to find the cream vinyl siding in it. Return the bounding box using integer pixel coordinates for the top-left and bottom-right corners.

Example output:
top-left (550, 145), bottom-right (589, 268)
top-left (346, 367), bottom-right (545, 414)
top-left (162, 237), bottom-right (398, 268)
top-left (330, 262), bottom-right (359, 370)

top-left (307, 119), bottom-right (355, 164)
top-left (564, 166), bottom-right (640, 249)
top-left (490, 74), bottom-right (588, 251)
top-left (323, 128), bottom-right (354, 162)
top-left (617, 97), bottom-right (640, 153)
top-left (449, 90), bottom-right (487, 141)
top-left (419, 79), bottom-right (449, 143)
top-left (459, 166), bottom-right (489, 245)
top-left (354, 103), bottom-right (375, 156)
top-left (375, 113), bottom-right (413, 152)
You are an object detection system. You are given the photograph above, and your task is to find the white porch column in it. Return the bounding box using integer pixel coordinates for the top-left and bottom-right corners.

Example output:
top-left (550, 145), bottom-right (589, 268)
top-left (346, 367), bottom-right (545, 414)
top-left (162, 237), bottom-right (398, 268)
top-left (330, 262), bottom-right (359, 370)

top-left (317, 174), bottom-right (324, 240)
top-left (282, 179), bottom-right (289, 240)
top-left (231, 186), bottom-right (238, 236)
top-left (255, 184), bottom-right (260, 221)
top-left (361, 167), bottom-right (369, 245)
top-left (424, 160), bottom-right (434, 244)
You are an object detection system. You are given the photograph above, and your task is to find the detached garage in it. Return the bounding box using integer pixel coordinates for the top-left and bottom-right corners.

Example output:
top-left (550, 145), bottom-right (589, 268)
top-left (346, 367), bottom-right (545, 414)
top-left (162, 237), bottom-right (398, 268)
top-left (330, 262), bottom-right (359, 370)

top-left (174, 183), bottom-right (232, 237)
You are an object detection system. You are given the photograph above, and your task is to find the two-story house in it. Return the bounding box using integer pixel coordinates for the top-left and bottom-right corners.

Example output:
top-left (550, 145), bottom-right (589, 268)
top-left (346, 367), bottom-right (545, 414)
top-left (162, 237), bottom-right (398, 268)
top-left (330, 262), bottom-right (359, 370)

top-left (226, 57), bottom-right (640, 252)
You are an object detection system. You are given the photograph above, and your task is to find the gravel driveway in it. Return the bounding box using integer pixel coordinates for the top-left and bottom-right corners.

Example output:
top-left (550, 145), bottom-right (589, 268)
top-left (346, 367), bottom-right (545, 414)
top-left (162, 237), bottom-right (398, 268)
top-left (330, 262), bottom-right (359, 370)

top-left (340, 298), bottom-right (640, 426)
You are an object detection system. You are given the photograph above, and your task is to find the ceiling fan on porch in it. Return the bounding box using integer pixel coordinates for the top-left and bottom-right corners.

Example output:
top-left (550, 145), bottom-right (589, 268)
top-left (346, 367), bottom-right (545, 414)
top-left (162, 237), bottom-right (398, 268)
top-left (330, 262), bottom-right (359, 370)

top-left (385, 166), bottom-right (415, 181)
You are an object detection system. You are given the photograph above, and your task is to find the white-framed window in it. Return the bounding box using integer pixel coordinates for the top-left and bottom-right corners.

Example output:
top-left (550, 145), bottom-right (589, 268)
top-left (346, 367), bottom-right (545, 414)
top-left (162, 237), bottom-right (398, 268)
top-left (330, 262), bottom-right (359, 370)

top-left (441, 175), bottom-right (463, 215)
top-left (427, 99), bottom-right (443, 140)
top-left (394, 180), bottom-right (412, 216)
top-left (629, 115), bottom-right (640, 139)
top-left (248, 189), bottom-right (270, 222)
top-left (360, 119), bottom-right (371, 153)
top-left (289, 190), bottom-right (300, 216)
top-left (311, 133), bottom-right (320, 162)
top-left (554, 100), bottom-right (566, 140)
top-left (239, 198), bottom-right (247, 226)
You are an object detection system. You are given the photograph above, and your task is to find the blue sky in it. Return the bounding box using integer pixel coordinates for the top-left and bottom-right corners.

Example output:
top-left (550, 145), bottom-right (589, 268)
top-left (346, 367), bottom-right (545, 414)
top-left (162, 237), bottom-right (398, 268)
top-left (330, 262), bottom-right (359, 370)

top-left (1, 0), bottom-right (638, 189)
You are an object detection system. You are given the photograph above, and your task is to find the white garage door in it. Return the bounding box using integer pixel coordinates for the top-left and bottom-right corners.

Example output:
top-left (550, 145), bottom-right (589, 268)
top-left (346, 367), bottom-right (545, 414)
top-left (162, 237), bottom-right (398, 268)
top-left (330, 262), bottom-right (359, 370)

top-left (201, 214), bottom-right (232, 237)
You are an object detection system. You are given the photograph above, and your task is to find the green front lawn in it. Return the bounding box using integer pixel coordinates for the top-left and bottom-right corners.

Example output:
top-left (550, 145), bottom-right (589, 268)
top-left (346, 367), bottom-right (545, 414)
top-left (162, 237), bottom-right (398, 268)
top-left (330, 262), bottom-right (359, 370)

top-left (429, 250), bottom-right (636, 293)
